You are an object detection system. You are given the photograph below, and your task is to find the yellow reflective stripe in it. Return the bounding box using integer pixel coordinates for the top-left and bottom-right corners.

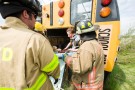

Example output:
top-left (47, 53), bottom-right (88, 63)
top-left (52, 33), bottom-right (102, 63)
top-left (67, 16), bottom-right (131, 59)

top-left (81, 25), bottom-right (85, 29)
top-left (2, 48), bottom-right (13, 61)
top-left (42, 54), bottom-right (59, 72)
top-left (0, 88), bottom-right (15, 90)
top-left (0, 73), bottom-right (47, 90)
top-left (24, 73), bottom-right (47, 90)
top-left (88, 22), bottom-right (92, 27)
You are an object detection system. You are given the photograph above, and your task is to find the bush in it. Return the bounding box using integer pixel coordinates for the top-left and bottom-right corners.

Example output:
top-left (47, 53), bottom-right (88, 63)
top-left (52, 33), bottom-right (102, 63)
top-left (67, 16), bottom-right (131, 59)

top-left (119, 27), bottom-right (135, 53)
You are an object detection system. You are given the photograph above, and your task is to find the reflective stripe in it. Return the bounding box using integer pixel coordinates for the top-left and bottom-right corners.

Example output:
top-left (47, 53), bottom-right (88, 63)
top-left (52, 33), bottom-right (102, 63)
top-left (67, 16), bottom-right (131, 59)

top-left (0, 88), bottom-right (15, 90)
top-left (0, 73), bottom-right (47, 90)
top-left (24, 73), bottom-right (47, 90)
top-left (42, 54), bottom-right (59, 72)
top-left (2, 48), bottom-right (13, 61)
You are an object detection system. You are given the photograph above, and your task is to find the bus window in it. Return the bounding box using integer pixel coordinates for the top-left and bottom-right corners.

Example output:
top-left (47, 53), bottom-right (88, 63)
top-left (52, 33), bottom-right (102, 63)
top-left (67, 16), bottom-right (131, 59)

top-left (70, 0), bottom-right (92, 25)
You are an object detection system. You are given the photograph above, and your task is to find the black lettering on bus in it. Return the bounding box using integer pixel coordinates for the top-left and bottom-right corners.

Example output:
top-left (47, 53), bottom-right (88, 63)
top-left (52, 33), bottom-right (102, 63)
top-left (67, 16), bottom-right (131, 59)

top-left (98, 36), bottom-right (109, 50)
top-left (99, 40), bottom-right (109, 45)
top-left (98, 33), bottom-right (110, 36)
top-left (104, 54), bottom-right (107, 64)
top-left (99, 28), bottom-right (111, 32)
top-left (98, 36), bottom-right (109, 40)
top-left (98, 28), bottom-right (111, 51)
top-left (102, 45), bottom-right (108, 50)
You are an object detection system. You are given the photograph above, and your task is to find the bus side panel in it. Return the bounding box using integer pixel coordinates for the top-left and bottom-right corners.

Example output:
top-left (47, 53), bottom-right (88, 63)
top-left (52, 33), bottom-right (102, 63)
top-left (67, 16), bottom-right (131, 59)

top-left (105, 21), bottom-right (120, 71)
top-left (96, 21), bottom-right (120, 72)
top-left (42, 3), bottom-right (50, 28)
top-left (42, 0), bottom-right (72, 29)
top-left (93, 0), bottom-right (120, 72)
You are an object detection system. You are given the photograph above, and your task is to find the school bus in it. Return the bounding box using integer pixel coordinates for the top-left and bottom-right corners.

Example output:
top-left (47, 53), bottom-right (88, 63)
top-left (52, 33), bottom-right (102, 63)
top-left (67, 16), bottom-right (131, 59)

top-left (42, 0), bottom-right (120, 73)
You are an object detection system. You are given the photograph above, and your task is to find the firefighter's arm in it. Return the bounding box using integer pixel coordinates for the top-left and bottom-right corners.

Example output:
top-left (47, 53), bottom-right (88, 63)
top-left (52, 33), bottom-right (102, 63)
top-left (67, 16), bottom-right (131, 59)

top-left (68, 48), bottom-right (78, 52)
top-left (79, 49), bottom-right (93, 74)
top-left (39, 38), bottom-right (60, 79)
top-left (65, 56), bottom-right (73, 67)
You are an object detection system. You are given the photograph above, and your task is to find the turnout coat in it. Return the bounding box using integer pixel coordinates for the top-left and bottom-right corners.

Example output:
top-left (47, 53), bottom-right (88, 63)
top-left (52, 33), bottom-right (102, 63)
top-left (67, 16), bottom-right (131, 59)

top-left (0, 17), bottom-right (60, 90)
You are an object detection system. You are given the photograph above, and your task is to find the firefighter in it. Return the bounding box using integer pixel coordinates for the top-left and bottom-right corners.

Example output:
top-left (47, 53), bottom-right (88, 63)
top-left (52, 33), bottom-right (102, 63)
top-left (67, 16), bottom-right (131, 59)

top-left (61, 27), bottom-right (80, 82)
top-left (0, 0), bottom-right (60, 90)
top-left (34, 21), bottom-right (46, 36)
top-left (65, 20), bottom-right (104, 90)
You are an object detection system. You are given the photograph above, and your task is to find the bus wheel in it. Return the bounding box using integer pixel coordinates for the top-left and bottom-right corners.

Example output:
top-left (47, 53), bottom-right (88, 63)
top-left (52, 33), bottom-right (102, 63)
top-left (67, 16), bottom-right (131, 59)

top-left (104, 71), bottom-right (111, 82)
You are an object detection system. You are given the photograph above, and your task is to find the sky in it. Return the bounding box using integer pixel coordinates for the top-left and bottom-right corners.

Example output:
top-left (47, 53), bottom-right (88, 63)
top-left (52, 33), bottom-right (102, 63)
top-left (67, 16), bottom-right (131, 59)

top-left (117, 0), bottom-right (135, 35)
top-left (0, 0), bottom-right (135, 35)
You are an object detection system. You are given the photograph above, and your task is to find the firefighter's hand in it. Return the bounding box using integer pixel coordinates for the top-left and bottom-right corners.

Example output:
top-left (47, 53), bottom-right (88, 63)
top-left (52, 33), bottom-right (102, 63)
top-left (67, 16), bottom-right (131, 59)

top-left (68, 48), bottom-right (78, 52)
top-left (54, 79), bottom-right (59, 84)
top-left (60, 48), bottom-right (68, 53)
top-left (65, 56), bottom-right (72, 67)
top-left (61, 53), bottom-right (67, 61)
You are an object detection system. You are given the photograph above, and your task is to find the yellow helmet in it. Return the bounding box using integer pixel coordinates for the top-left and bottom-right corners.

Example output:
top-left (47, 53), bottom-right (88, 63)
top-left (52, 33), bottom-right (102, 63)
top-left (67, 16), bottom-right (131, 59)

top-left (35, 22), bottom-right (46, 31)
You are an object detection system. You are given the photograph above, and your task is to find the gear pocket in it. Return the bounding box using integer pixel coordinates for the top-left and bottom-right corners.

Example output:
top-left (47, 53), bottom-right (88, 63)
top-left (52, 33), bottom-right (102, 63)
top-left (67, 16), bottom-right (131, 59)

top-left (72, 51), bottom-right (81, 74)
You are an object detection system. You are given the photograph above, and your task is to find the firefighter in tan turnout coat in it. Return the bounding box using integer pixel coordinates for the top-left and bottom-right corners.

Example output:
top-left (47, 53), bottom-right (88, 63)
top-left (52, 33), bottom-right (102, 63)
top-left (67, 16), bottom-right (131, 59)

top-left (65, 20), bottom-right (104, 90)
top-left (0, 0), bottom-right (60, 90)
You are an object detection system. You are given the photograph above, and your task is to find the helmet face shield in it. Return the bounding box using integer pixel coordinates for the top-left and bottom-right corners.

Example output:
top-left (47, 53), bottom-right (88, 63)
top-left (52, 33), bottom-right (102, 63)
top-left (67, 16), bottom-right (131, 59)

top-left (75, 20), bottom-right (100, 34)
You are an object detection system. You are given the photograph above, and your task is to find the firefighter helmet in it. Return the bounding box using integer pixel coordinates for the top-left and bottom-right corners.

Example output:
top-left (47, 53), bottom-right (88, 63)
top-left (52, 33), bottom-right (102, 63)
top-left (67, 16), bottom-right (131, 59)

top-left (0, 0), bottom-right (41, 18)
top-left (75, 20), bottom-right (100, 34)
top-left (35, 22), bottom-right (46, 31)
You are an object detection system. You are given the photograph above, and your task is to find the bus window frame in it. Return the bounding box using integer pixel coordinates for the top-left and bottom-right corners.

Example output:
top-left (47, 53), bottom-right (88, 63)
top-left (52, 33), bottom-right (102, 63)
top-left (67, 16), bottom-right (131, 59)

top-left (70, 0), bottom-right (93, 25)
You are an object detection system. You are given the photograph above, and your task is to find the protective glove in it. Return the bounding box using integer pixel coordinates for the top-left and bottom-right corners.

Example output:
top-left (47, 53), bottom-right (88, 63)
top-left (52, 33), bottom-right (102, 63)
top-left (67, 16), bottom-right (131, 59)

top-left (54, 79), bottom-right (59, 84)
top-left (61, 53), bottom-right (67, 61)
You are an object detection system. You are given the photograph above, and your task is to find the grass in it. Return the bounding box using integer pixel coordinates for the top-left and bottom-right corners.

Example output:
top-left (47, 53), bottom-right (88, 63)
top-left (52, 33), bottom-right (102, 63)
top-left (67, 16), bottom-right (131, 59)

top-left (104, 50), bottom-right (135, 90)
top-left (104, 28), bottom-right (135, 90)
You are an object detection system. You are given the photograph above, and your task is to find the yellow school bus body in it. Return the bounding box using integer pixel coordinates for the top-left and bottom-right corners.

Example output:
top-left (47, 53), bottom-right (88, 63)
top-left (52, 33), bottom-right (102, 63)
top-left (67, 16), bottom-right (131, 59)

top-left (42, 0), bottom-right (120, 72)
top-left (42, 0), bottom-right (72, 29)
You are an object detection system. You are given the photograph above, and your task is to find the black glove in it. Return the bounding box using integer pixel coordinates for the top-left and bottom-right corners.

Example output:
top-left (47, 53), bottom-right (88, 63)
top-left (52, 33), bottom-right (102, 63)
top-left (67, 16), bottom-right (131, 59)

top-left (54, 79), bottom-right (59, 84)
